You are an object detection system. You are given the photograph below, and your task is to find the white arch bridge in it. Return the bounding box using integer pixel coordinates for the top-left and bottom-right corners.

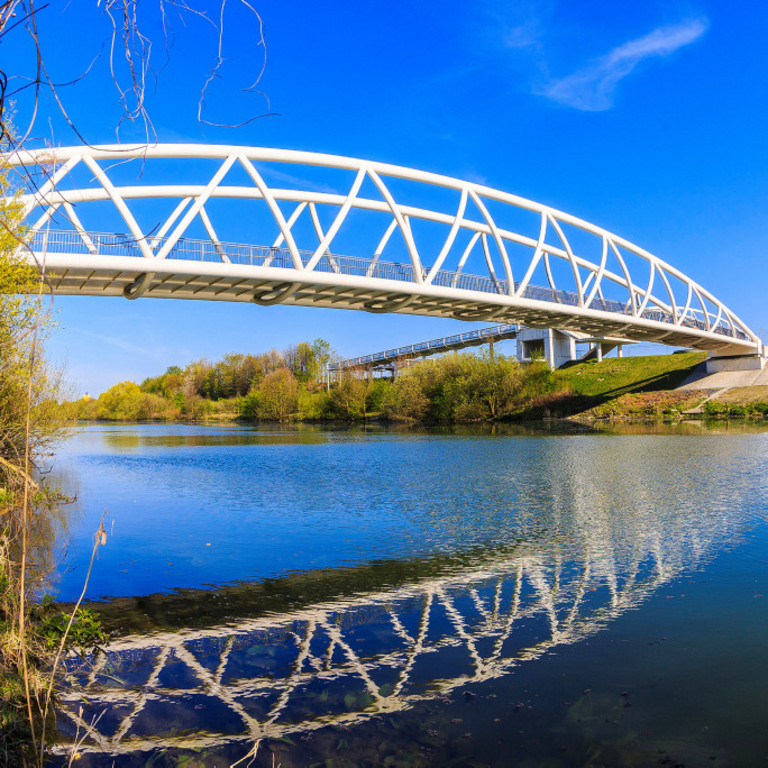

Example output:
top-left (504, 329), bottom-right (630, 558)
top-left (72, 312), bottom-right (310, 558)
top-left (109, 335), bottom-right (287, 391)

top-left (3, 144), bottom-right (761, 359)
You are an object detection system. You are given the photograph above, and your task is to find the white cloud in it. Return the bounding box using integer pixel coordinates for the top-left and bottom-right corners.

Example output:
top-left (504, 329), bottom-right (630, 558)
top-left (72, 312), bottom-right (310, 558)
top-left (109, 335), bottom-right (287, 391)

top-left (69, 328), bottom-right (167, 359)
top-left (539, 18), bottom-right (709, 111)
top-left (503, 23), bottom-right (541, 50)
top-left (258, 165), bottom-right (336, 195)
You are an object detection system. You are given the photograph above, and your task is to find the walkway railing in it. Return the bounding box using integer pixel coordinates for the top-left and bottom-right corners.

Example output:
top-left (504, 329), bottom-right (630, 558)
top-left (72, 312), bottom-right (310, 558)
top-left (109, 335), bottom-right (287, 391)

top-left (29, 229), bottom-right (750, 342)
top-left (330, 324), bottom-right (519, 371)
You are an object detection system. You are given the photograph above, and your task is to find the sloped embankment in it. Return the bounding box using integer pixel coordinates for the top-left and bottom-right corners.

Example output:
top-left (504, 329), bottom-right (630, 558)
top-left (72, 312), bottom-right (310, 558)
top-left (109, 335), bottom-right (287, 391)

top-left (553, 352), bottom-right (712, 420)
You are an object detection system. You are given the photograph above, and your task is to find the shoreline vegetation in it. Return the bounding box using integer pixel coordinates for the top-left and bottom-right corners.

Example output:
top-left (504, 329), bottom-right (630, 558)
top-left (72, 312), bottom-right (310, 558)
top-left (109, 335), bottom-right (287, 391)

top-left (0, 165), bottom-right (105, 765)
top-left (69, 344), bottom-right (768, 426)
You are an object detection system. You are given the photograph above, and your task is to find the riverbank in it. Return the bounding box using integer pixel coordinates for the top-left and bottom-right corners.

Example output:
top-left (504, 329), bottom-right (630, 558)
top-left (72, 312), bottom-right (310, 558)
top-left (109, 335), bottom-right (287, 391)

top-left (69, 348), bottom-right (768, 424)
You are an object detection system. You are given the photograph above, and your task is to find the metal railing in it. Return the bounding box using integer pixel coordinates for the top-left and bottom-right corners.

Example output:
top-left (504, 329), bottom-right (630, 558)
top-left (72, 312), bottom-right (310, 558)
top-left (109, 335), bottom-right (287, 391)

top-left (28, 229), bottom-right (750, 342)
top-left (330, 324), bottom-right (519, 370)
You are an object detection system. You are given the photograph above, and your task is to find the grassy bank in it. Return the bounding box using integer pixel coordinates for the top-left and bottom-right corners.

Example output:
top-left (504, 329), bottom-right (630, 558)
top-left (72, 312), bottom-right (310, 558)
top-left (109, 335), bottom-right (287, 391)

top-left (556, 354), bottom-right (768, 421)
top-left (545, 351), bottom-right (710, 420)
top-left (558, 351), bottom-right (707, 397)
top-left (702, 385), bottom-right (768, 419)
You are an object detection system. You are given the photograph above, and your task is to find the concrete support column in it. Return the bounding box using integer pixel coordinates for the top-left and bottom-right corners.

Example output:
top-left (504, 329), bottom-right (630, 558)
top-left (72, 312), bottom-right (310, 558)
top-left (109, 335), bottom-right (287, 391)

top-left (547, 329), bottom-right (555, 370)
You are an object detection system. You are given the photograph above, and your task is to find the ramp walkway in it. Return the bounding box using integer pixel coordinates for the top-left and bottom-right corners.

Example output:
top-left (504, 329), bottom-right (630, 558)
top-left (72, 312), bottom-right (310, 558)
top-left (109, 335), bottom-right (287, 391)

top-left (329, 324), bottom-right (518, 372)
top-left (678, 364), bottom-right (768, 391)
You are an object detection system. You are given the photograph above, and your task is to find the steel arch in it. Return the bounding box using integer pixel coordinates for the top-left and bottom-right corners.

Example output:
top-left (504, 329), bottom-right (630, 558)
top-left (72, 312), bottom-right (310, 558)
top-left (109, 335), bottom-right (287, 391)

top-left (2, 144), bottom-right (760, 356)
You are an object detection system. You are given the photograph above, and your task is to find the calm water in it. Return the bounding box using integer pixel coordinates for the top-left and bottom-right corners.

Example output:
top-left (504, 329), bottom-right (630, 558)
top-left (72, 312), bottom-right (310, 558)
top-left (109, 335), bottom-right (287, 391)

top-left (48, 423), bottom-right (768, 767)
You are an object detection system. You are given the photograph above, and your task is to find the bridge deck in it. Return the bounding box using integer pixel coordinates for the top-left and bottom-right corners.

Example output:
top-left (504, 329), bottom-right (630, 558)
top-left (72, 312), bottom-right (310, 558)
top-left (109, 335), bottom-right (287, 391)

top-left (29, 230), bottom-right (755, 356)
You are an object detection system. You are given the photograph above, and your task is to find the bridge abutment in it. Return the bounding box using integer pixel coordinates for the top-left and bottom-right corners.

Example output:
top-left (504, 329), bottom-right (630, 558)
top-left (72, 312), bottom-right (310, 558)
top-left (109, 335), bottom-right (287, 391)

top-left (706, 351), bottom-right (766, 373)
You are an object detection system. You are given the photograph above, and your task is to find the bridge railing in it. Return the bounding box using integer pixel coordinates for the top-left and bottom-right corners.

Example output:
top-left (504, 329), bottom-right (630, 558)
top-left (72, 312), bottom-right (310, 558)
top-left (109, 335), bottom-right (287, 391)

top-left (30, 229), bottom-right (749, 342)
top-left (329, 324), bottom-right (520, 370)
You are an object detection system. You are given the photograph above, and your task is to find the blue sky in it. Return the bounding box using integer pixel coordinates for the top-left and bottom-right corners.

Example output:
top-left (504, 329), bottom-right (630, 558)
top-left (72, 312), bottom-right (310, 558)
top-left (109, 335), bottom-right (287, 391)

top-left (5, 1), bottom-right (768, 394)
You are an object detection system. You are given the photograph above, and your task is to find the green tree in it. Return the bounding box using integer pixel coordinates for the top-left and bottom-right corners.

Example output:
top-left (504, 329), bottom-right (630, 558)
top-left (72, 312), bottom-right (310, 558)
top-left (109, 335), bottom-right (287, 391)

top-left (381, 372), bottom-right (428, 421)
top-left (257, 368), bottom-right (299, 421)
top-left (328, 368), bottom-right (376, 420)
top-left (184, 358), bottom-right (213, 399)
top-left (463, 351), bottom-right (520, 419)
top-left (97, 381), bottom-right (144, 421)
top-left (284, 342), bottom-right (317, 383)
top-left (380, 352), bottom-right (559, 423)
top-left (284, 338), bottom-right (333, 383)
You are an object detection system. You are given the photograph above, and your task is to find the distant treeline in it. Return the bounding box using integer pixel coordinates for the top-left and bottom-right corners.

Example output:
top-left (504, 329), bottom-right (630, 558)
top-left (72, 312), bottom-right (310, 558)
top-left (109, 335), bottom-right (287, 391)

top-left (74, 340), bottom-right (565, 424)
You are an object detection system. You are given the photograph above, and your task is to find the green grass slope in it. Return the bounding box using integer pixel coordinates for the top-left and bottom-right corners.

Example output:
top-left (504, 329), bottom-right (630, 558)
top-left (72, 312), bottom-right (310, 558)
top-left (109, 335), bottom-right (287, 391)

top-left (510, 351), bottom-right (710, 420)
top-left (558, 351), bottom-right (707, 399)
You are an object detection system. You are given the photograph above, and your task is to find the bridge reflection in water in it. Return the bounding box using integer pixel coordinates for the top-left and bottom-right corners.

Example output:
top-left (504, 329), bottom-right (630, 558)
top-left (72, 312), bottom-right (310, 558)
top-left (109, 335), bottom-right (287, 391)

top-left (55, 487), bottom-right (728, 761)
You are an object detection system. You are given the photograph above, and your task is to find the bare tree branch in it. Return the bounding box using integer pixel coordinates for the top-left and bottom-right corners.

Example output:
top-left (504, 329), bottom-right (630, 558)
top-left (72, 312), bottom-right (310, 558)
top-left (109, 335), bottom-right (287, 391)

top-left (1, 0), bottom-right (272, 151)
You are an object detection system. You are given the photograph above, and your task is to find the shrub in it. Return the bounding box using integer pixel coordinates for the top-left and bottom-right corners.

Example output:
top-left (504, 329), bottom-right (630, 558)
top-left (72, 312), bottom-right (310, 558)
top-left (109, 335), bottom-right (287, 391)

top-left (297, 388), bottom-right (331, 420)
top-left (96, 381), bottom-right (144, 420)
top-left (703, 401), bottom-right (726, 417)
top-left (381, 373), bottom-right (428, 421)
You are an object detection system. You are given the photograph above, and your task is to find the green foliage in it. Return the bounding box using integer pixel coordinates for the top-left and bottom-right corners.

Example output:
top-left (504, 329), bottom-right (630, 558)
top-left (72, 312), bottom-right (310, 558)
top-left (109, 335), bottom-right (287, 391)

top-left (366, 378), bottom-right (389, 413)
top-left (239, 391), bottom-right (259, 420)
top-left (140, 369), bottom-right (183, 399)
top-left (0, 195), bottom-right (70, 464)
top-left (70, 344), bottom-right (731, 427)
top-left (72, 349), bottom-right (577, 425)
top-left (585, 390), bottom-right (703, 419)
top-left (89, 381), bottom-right (172, 421)
top-left (381, 373), bottom-right (428, 421)
top-left (199, 353), bottom-right (262, 399)
top-left (0, 159), bottom-right (81, 762)
top-left (109, 340), bottom-right (337, 416)
top-left (73, 341), bottom-right (336, 423)
top-left (256, 368), bottom-right (299, 421)
top-left (297, 387), bottom-right (331, 421)
top-left (97, 381), bottom-right (143, 420)
top-left (382, 352), bottom-right (562, 423)
top-left (285, 339), bottom-right (330, 383)
top-left (703, 398), bottom-right (768, 419)
top-left (34, 598), bottom-right (106, 655)
top-left (327, 372), bottom-right (369, 420)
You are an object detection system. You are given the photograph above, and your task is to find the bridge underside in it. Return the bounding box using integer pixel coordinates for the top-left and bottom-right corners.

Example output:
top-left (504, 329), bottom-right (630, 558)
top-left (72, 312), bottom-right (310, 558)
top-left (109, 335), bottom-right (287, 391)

top-left (37, 251), bottom-right (754, 357)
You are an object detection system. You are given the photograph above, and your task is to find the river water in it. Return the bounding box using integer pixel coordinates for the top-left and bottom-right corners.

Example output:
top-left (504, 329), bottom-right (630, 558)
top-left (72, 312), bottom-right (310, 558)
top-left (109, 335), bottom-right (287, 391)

top-left (48, 422), bottom-right (768, 767)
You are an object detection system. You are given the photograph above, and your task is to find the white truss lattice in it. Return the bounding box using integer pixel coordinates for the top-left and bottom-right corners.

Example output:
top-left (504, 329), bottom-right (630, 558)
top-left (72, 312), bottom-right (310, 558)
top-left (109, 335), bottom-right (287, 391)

top-left (2, 144), bottom-right (760, 356)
